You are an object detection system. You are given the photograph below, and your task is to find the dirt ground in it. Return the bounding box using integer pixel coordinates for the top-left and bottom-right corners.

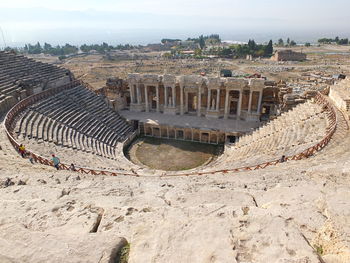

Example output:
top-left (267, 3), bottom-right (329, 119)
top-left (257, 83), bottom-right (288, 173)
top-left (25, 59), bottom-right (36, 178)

top-left (26, 44), bottom-right (350, 89)
top-left (131, 137), bottom-right (219, 171)
top-left (46, 45), bottom-right (349, 88)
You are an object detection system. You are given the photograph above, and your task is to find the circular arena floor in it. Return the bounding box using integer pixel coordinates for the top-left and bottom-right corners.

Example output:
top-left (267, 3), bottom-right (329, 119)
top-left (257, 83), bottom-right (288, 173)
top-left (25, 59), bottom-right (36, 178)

top-left (126, 137), bottom-right (221, 171)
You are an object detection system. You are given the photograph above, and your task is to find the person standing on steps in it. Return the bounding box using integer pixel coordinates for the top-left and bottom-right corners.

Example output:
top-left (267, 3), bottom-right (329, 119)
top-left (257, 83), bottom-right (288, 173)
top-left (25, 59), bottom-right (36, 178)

top-left (29, 153), bottom-right (35, 164)
top-left (19, 144), bottom-right (26, 158)
top-left (280, 155), bottom-right (286, 163)
top-left (52, 154), bottom-right (61, 170)
top-left (69, 163), bottom-right (76, 171)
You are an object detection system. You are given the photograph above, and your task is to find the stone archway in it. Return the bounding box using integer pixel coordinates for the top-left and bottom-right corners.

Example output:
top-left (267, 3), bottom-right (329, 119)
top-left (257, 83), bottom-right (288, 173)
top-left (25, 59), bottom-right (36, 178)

top-left (229, 90), bottom-right (239, 115)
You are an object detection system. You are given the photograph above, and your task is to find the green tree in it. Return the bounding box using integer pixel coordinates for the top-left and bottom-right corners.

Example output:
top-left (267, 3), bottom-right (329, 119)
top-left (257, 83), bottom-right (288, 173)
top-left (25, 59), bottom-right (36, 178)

top-left (338, 38), bottom-right (349, 45)
top-left (199, 35), bottom-right (205, 49)
top-left (278, 38), bottom-right (284, 46)
top-left (318, 38), bottom-right (333, 44)
top-left (219, 48), bottom-right (233, 57)
top-left (248, 39), bottom-right (257, 51)
top-left (44, 42), bottom-right (52, 51)
top-left (264, 40), bottom-right (273, 56)
top-left (290, 40), bottom-right (297, 46)
top-left (194, 48), bottom-right (202, 56)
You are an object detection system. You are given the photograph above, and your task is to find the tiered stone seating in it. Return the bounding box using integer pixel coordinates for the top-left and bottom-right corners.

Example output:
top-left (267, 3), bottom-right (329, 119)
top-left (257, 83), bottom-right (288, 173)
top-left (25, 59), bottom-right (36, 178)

top-left (0, 51), bottom-right (71, 116)
top-left (15, 85), bottom-right (134, 164)
top-left (206, 100), bottom-right (329, 170)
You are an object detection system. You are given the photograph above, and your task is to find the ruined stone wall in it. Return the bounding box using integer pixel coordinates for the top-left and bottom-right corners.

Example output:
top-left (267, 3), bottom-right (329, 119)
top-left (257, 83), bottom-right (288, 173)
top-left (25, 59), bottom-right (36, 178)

top-left (272, 50), bottom-right (307, 61)
top-left (104, 77), bottom-right (129, 111)
top-left (329, 81), bottom-right (350, 113)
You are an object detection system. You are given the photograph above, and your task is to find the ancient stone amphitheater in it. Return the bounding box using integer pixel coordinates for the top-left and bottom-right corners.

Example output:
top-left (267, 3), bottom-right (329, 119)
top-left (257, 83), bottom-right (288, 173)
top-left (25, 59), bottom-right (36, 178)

top-left (0, 51), bottom-right (349, 263)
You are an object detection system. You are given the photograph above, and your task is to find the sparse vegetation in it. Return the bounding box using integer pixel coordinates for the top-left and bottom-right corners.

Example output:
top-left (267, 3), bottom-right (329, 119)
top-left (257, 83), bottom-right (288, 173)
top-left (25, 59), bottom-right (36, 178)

top-left (276, 38), bottom-right (297, 47)
top-left (24, 42), bottom-right (79, 55)
top-left (115, 243), bottom-right (130, 263)
top-left (318, 36), bottom-right (349, 45)
top-left (161, 38), bottom-right (181, 44)
top-left (81, 43), bottom-right (136, 53)
top-left (315, 245), bottom-right (324, 256)
top-left (230, 39), bottom-right (274, 58)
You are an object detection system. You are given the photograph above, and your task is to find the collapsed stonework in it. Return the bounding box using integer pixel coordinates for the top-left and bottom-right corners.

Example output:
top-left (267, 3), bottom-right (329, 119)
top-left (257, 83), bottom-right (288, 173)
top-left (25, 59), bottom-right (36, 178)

top-left (329, 78), bottom-right (350, 113)
top-left (277, 80), bottom-right (321, 112)
top-left (271, 49), bottom-right (307, 62)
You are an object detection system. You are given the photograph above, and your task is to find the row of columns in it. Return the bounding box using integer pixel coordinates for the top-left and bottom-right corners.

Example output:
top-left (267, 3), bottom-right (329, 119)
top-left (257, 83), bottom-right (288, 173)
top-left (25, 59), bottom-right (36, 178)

top-left (130, 84), bottom-right (263, 118)
top-left (147, 125), bottom-right (221, 144)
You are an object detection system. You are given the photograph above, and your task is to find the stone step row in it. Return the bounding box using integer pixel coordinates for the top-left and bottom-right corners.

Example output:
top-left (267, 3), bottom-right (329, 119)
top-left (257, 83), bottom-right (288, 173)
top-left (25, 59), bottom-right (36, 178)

top-left (14, 85), bottom-right (134, 160)
top-left (17, 110), bottom-right (118, 159)
top-left (206, 100), bottom-right (330, 170)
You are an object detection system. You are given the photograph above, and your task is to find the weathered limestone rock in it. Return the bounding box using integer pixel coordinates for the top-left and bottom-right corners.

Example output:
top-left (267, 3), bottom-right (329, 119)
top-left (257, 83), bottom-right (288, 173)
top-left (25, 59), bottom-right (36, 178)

top-left (0, 224), bottom-right (127, 263)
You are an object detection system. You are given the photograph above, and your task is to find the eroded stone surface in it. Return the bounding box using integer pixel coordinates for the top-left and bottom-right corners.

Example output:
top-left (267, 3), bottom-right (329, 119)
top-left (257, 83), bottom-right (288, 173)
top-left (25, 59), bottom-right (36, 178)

top-left (0, 108), bottom-right (349, 262)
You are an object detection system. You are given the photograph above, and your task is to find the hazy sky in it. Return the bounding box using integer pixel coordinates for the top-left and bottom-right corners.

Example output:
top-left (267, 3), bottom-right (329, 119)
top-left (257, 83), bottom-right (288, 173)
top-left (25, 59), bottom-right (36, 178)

top-left (1, 0), bottom-right (349, 47)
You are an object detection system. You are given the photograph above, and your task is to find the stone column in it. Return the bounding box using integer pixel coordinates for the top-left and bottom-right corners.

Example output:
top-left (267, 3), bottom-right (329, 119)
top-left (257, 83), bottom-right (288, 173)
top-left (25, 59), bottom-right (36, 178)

top-left (224, 89), bottom-right (229, 119)
top-left (172, 86), bottom-right (176, 107)
top-left (257, 90), bottom-right (263, 114)
top-left (216, 88), bottom-right (220, 111)
top-left (136, 84), bottom-right (141, 104)
top-left (197, 87), bottom-right (201, 117)
top-left (237, 89), bottom-right (242, 117)
top-left (247, 90), bottom-right (253, 114)
top-left (180, 84), bottom-right (184, 115)
top-left (164, 86), bottom-right (168, 107)
top-left (130, 84), bottom-right (135, 103)
top-left (156, 85), bottom-right (160, 112)
top-left (207, 89), bottom-right (211, 111)
top-left (144, 85), bottom-right (149, 112)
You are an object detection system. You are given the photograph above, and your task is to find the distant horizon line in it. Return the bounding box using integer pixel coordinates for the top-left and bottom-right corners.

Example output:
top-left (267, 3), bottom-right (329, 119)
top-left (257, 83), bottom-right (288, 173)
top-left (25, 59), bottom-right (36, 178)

top-left (0, 38), bottom-right (337, 49)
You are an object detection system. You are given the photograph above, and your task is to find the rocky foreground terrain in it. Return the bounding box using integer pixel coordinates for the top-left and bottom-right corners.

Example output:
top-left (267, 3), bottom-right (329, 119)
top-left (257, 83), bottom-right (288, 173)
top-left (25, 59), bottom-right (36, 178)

top-left (0, 111), bottom-right (349, 263)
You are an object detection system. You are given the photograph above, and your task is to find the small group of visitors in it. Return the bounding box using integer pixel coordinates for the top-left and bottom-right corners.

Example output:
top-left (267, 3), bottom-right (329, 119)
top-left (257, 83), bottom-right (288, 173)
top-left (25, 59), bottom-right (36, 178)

top-left (18, 144), bottom-right (77, 172)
